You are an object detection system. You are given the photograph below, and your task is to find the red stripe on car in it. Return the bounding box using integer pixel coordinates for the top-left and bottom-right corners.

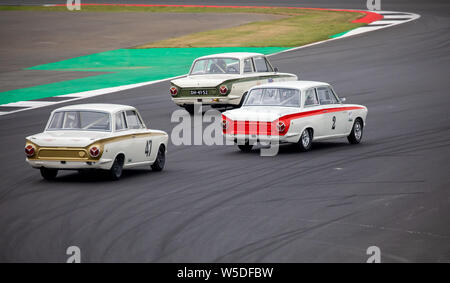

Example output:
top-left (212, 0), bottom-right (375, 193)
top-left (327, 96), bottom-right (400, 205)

top-left (222, 106), bottom-right (364, 136)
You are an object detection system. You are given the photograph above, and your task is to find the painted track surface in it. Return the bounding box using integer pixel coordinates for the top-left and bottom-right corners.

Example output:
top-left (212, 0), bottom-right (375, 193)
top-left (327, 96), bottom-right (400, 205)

top-left (0, 0), bottom-right (449, 262)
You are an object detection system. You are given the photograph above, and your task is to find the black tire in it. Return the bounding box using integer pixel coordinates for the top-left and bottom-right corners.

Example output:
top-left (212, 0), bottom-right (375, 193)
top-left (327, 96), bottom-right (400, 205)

top-left (238, 92), bottom-right (248, 107)
top-left (109, 155), bottom-right (124, 180)
top-left (151, 145), bottom-right (166, 171)
top-left (347, 119), bottom-right (363, 144)
top-left (40, 167), bottom-right (58, 180)
top-left (237, 143), bottom-right (253, 152)
top-left (183, 105), bottom-right (195, 115)
top-left (298, 128), bottom-right (313, 151)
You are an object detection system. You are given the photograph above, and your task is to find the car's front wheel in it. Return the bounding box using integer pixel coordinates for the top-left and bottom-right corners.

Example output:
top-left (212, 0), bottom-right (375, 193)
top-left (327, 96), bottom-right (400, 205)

top-left (347, 119), bottom-right (363, 144)
top-left (109, 155), bottom-right (124, 180)
top-left (298, 129), bottom-right (313, 151)
top-left (40, 167), bottom-right (58, 180)
top-left (151, 145), bottom-right (166, 171)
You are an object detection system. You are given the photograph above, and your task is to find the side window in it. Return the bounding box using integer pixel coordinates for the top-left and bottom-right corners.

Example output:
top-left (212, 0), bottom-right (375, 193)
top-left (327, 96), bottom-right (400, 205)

top-left (254, 57), bottom-right (269, 72)
top-left (115, 112), bottom-right (128, 131)
top-left (264, 58), bottom-right (274, 72)
top-left (316, 87), bottom-right (338, 105)
top-left (304, 88), bottom-right (319, 106)
top-left (48, 112), bottom-right (63, 129)
top-left (243, 58), bottom-right (254, 73)
top-left (125, 110), bottom-right (143, 129)
top-left (191, 60), bottom-right (206, 74)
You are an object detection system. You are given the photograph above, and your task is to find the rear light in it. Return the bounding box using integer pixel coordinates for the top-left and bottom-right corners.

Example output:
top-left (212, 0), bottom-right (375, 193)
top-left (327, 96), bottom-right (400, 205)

top-left (25, 144), bottom-right (35, 157)
top-left (222, 119), bottom-right (229, 130)
top-left (219, 85), bottom-right (228, 95)
top-left (89, 146), bottom-right (100, 158)
top-left (169, 86), bottom-right (178, 96)
top-left (277, 121), bottom-right (286, 133)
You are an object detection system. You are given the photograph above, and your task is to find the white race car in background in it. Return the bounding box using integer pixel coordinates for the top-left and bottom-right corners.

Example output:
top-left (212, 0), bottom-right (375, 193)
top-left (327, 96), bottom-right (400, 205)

top-left (222, 81), bottom-right (368, 152)
top-left (169, 52), bottom-right (297, 113)
top-left (25, 104), bottom-right (168, 180)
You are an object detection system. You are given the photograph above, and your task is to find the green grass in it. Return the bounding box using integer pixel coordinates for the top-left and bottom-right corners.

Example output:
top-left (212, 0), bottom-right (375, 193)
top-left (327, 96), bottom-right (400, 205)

top-left (0, 5), bottom-right (364, 47)
top-left (0, 47), bottom-right (289, 105)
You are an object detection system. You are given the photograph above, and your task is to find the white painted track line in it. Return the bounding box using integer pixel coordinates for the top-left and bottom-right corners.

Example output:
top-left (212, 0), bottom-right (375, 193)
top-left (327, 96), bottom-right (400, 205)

top-left (3, 101), bottom-right (56, 107)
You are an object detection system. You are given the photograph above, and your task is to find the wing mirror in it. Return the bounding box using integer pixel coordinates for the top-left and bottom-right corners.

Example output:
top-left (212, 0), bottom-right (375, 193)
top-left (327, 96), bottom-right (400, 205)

top-left (340, 97), bottom-right (346, 103)
top-left (273, 67), bottom-right (279, 72)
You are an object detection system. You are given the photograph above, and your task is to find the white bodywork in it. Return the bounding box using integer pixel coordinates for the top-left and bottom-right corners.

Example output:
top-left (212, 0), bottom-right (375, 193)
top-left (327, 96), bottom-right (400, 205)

top-left (222, 81), bottom-right (368, 144)
top-left (170, 52), bottom-right (297, 106)
top-left (25, 104), bottom-right (168, 171)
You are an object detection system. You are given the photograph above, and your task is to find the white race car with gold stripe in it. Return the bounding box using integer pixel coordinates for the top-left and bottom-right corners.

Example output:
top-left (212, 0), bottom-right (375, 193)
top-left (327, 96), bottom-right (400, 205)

top-left (222, 81), bottom-right (368, 152)
top-left (25, 104), bottom-right (168, 180)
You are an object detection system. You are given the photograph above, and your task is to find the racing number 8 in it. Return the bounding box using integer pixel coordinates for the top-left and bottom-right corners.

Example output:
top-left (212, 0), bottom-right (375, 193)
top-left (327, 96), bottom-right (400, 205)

top-left (332, 116), bottom-right (336, 130)
top-left (145, 140), bottom-right (152, 157)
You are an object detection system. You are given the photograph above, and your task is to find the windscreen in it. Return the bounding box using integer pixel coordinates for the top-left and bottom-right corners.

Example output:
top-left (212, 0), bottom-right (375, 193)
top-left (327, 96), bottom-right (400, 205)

top-left (190, 58), bottom-right (240, 75)
top-left (47, 111), bottom-right (111, 132)
top-left (244, 88), bottom-right (300, 107)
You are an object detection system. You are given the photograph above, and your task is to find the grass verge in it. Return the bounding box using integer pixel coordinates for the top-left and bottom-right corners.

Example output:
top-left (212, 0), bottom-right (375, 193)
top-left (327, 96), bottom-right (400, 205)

top-left (0, 5), bottom-right (365, 47)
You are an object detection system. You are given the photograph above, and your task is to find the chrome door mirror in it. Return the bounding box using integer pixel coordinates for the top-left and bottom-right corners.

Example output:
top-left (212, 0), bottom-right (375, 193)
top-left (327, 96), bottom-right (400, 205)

top-left (340, 97), bottom-right (346, 103)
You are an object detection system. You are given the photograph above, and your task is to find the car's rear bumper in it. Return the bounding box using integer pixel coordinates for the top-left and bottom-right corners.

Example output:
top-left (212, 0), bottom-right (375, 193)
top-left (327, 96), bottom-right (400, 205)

top-left (224, 133), bottom-right (300, 144)
top-left (26, 158), bottom-right (113, 170)
top-left (172, 95), bottom-right (241, 106)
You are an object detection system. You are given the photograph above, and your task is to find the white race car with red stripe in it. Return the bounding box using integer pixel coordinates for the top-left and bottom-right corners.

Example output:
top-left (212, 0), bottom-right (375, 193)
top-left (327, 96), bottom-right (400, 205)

top-left (221, 81), bottom-right (368, 152)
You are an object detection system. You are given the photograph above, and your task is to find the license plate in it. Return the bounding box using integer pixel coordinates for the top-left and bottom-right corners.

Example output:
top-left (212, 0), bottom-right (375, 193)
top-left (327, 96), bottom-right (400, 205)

top-left (190, 90), bottom-right (208, 95)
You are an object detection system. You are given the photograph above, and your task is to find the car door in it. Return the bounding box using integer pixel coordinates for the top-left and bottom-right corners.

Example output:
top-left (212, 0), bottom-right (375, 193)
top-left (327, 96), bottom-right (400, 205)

top-left (253, 56), bottom-right (277, 84)
top-left (316, 86), bottom-right (347, 136)
top-left (302, 88), bottom-right (328, 138)
top-left (124, 110), bottom-right (152, 164)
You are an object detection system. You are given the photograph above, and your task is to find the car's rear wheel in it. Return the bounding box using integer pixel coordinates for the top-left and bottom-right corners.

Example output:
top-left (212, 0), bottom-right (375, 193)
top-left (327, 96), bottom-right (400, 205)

top-left (109, 155), bottom-right (124, 180)
top-left (183, 105), bottom-right (195, 115)
top-left (347, 119), bottom-right (363, 144)
top-left (151, 145), bottom-right (166, 171)
top-left (237, 141), bottom-right (253, 152)
top-left (298, 129), bottom-right (313, 151)
top-left (40, 167), bottom-right (58, 180)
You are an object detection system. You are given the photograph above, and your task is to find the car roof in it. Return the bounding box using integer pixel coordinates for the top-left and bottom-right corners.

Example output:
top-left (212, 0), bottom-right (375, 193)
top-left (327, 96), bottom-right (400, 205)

top-left (251, 80), bottom-right (331, 91)
top-left (196, 52), bottom-right (265, 60)
top-left (53, 103), bottom-right (136, 114)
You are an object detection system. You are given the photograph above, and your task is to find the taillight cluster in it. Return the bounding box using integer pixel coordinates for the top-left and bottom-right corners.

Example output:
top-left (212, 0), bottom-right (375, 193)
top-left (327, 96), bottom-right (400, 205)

top-left (89, 146), bottom-right (100, 158)
top-left (169, 86), bottom-right (178, 96)
top-left (277, 121), bottom-right (286, 133)
top-left (222, 119), bottom-right (229, 130)
top-left (219, 85), bottom-right (228, 95)
top-left (25, 144), bottom-right (35, 157)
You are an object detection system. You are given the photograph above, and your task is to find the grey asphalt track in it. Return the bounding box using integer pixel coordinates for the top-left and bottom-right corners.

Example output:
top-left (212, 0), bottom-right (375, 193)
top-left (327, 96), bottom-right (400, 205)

top-left (0, 0), bottom-right (449, 262)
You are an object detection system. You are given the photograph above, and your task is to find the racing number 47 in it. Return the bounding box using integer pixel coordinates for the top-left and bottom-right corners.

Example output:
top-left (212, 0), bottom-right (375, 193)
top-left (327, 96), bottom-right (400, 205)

top-left (145, 140), bottom-right (152, 157)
